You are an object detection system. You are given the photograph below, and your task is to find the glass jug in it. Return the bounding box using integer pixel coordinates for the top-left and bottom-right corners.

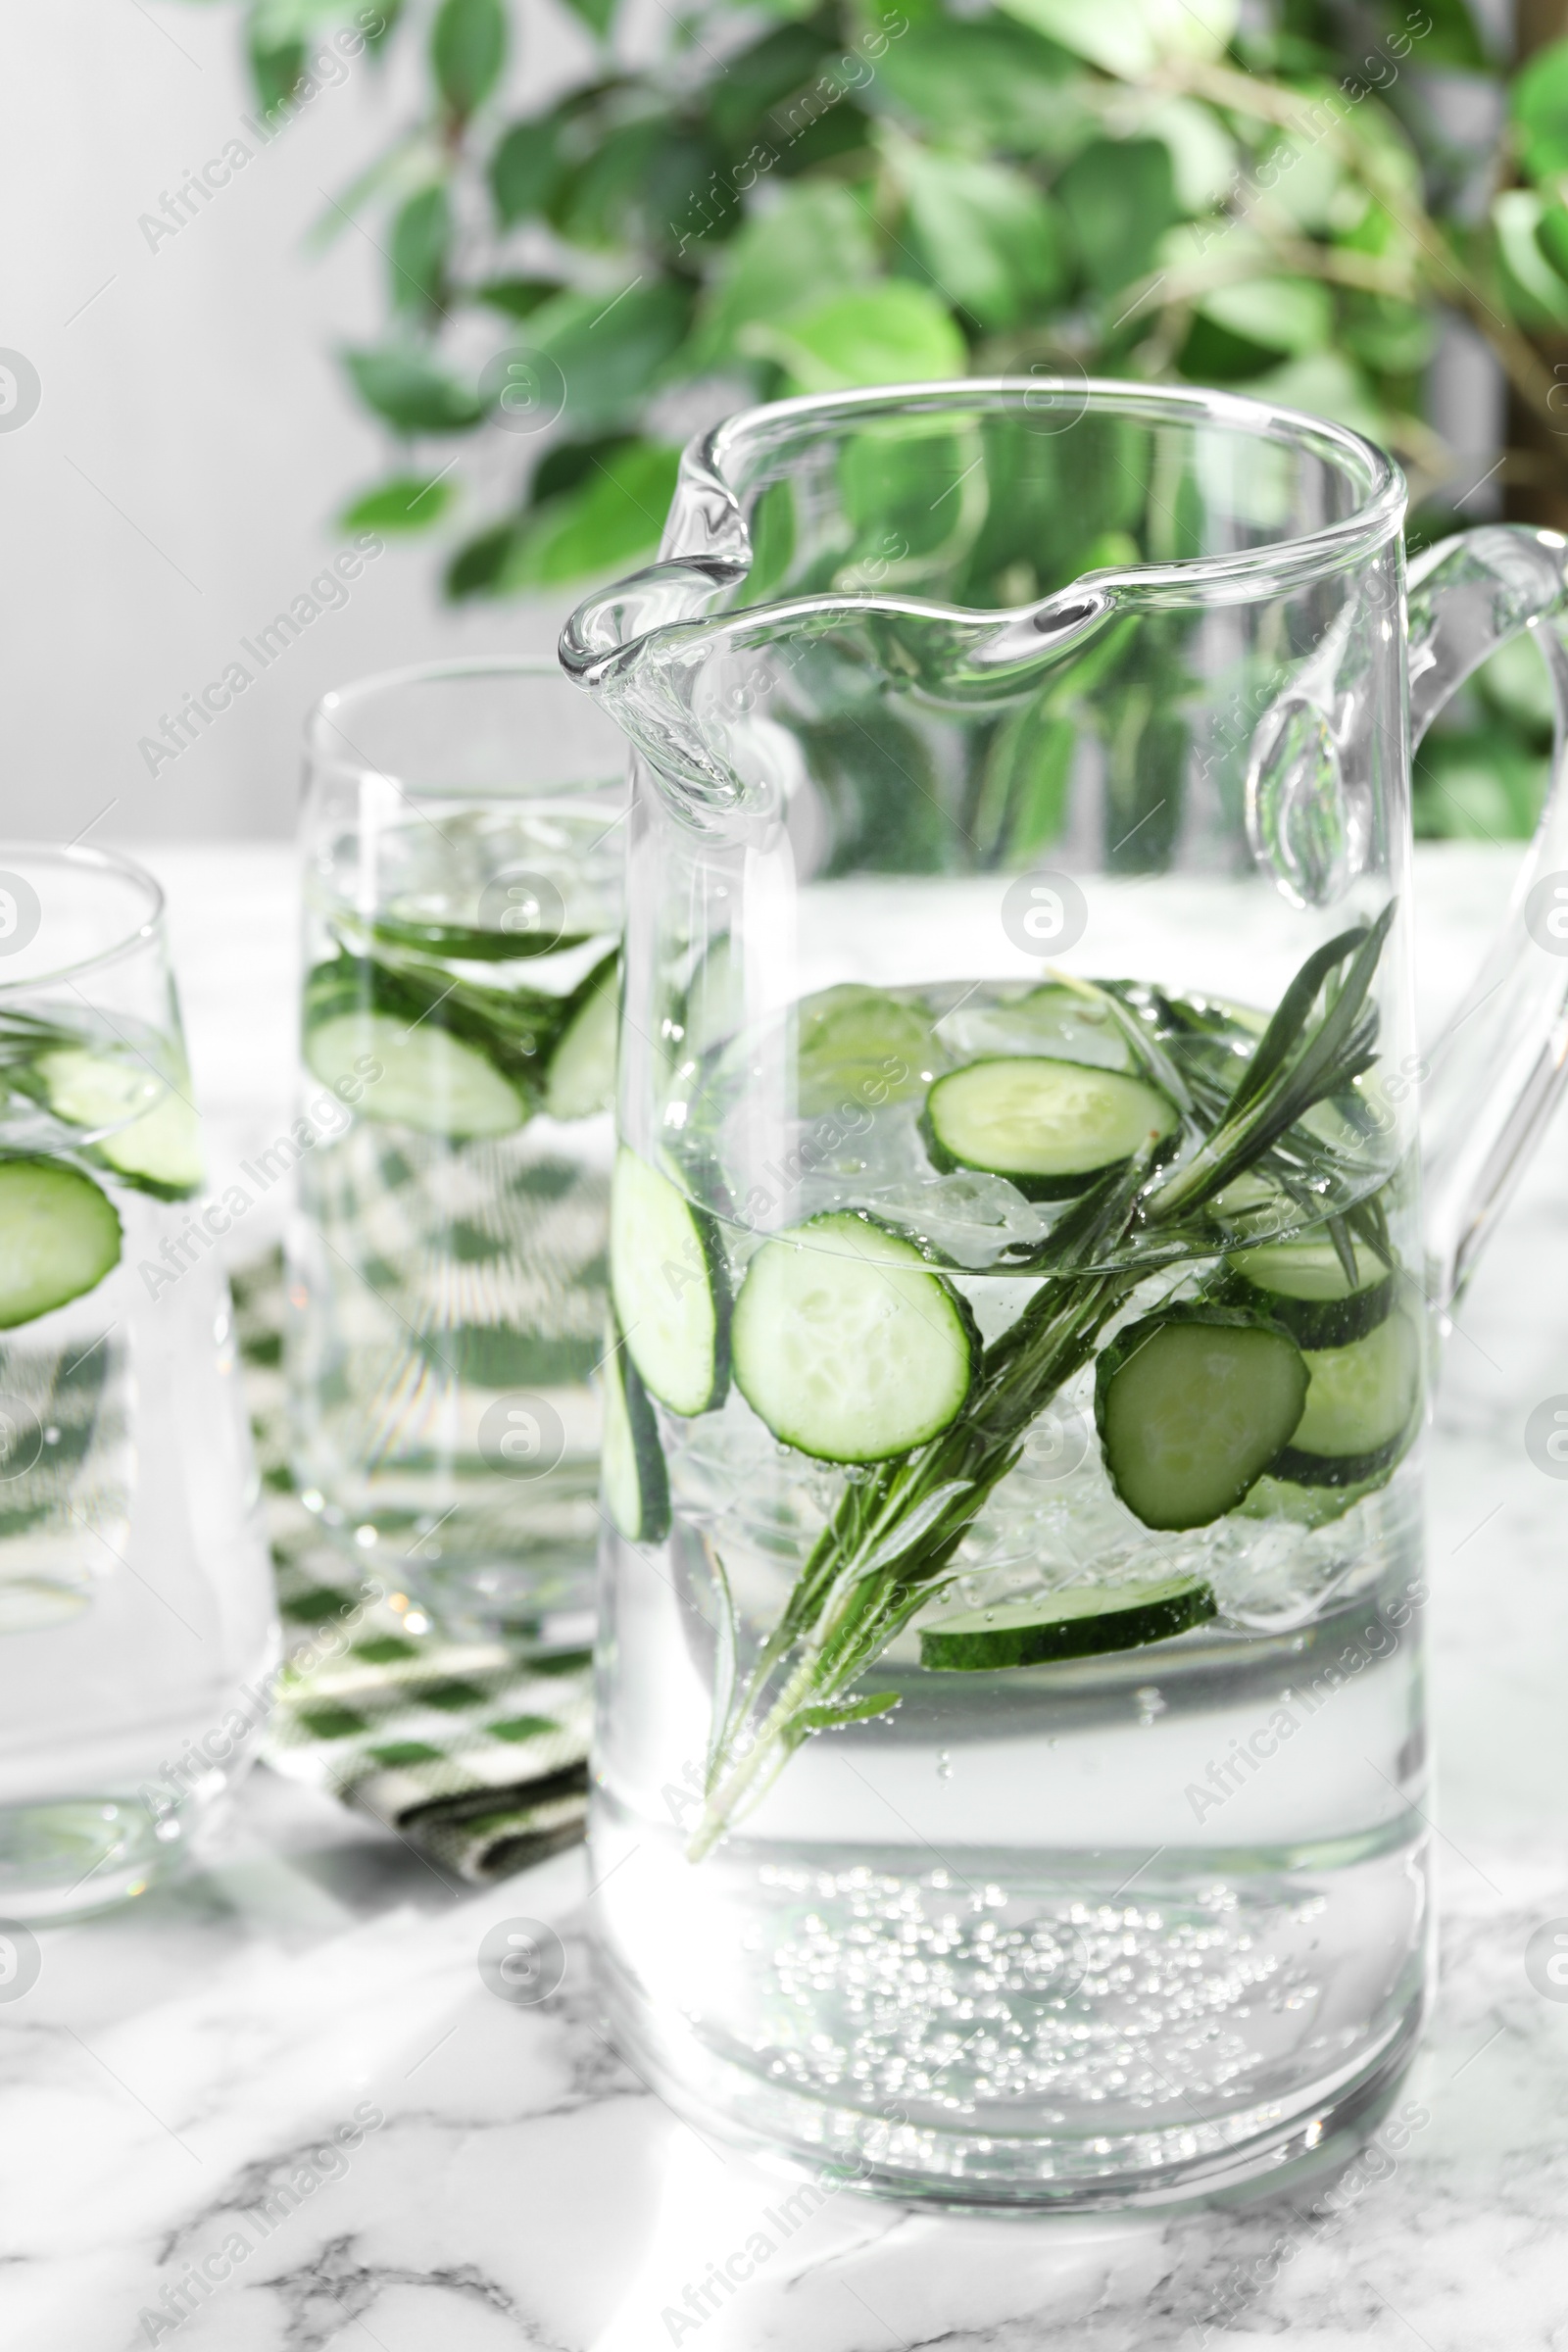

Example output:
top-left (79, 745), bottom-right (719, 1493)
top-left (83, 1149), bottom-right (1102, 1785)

top-left (562, 380), bottom-right (1568, 2206)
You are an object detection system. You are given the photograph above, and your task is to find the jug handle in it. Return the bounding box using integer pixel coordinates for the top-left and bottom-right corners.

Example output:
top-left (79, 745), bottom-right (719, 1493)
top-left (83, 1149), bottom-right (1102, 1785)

top-left (1414, 523), bottom-right (1568, 1311)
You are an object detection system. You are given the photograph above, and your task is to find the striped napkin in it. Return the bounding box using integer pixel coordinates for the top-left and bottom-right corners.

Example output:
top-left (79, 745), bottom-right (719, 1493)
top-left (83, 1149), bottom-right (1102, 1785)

top-left (230, 1253), bottom-right (592, 1883)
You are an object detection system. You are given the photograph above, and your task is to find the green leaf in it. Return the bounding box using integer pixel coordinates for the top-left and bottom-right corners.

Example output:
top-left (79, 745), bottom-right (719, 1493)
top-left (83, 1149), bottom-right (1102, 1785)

top-left (528, 433), bottom-right (633, 502)
top-left (891, 141), bottom-right (1066, 330)
top-left (491, 442), bottom-right (682, 594)
top-left (489, 118), bottom-right (563, 227)
top-left (431, 0), bottom-right (507, 119)
top-left (552, 118), bottom-right (736, 255)
top-left (341, 346), bottom-right (485, 433)
top-left (1198, 276), bottom-right (1334, 355)
top-left (1338, 292), bottom-right (1436, 377)
top-left (1245, 350), bottom-right (1386, 442)
top-left (795, 1690), bottom-right (901, 1734)
top-left (997, 0), bottom-right (1236, 79)
top-left (1390, 0), bottom-right (1488, 67)
top-left (705, 21), bottom-right (834, 148)
top-left (558, 0), bottom-right (617, 35)
top-left (1414, 733), bottom-right (1545, 840)
top-left (1475, 631), bottom-right (1555, 738)
top-left (686, 182), bottom-right (877, 369)
top-left (769, 92), bottom-right (871, 182)
top-left (365, 0), bottom-right (402, 51)
top-left (1128, 92), bottom-right (1236, 213)
top-left (866, 17), bottom-right (1089, 152)
top-left (1494, 190), bottom-right (1568, 327)
top-left (528, 281), bottom-right (693, 428)
top-left (248, 0), bottom-right (374, 35)
top-left (308, 131), bottom-right (436, 252)
top-left (449, 443), bottom-right (678, 599)
top-left (445, 519), bottom-right (515, 598)
top-left (248, 31), bottom-right (306, 111)
top-left (974, 701), bottom-right (1076, 864)
top-left (1514, 38), bottom-right (1568, 185)
top-left (743, 280), bottom-right (967, 393)
top-left (797, 707), bottom-right (956, 873)
top-left (340, 472), bottom-right (457, 532)
top-left (473, 275), bottom-right (564, 320)
top-left (1056, 138), bottom-right (1178, 298)
top-left (388, 182), bottom-right (451, 315)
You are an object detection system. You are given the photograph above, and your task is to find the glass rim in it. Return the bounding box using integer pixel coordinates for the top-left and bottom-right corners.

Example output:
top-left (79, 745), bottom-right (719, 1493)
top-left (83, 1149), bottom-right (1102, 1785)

top-left (562, 377), bottom-right (1409, 686)
top-left (306, 655), bottom-right (576, 782)
top-left (0, 840), bottom-right (165, 995)
top-left (700, 376), bottom-right (1406, 584)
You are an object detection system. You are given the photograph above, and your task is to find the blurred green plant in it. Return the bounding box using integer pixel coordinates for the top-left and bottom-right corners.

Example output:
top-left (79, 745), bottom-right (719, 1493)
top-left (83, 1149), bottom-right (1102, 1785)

top-left (210, 0), bottom-right (1568, 836)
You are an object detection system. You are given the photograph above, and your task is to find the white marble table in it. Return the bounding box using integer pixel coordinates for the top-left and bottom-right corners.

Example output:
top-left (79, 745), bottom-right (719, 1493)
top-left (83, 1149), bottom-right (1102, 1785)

top-left (7, 844), bottom-right (1568, 2352)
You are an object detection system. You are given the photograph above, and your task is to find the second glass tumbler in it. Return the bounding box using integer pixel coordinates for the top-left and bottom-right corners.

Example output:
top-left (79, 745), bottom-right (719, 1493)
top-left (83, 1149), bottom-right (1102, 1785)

top-left (287, 659), bottom-right (627, 1639)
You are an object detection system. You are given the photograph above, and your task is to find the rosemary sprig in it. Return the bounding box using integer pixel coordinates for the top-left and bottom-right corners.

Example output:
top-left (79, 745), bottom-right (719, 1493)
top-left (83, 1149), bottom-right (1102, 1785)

top-left (687, 904), bottom-right (1397, 1861)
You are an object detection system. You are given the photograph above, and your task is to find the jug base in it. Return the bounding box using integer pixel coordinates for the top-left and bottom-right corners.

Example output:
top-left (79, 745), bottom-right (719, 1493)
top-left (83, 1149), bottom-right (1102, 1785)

top-left (599, 1966), bottom-right (1427, 2213)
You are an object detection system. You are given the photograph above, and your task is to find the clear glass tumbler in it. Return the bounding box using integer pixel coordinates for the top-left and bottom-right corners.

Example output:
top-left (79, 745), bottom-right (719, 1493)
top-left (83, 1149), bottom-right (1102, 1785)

top-left (288, 659), bottom-right (627, 1641)
top-left (563, 378), bottom-right (1568, 2205)
top-left (0, 844), bottom-right (276, 1918)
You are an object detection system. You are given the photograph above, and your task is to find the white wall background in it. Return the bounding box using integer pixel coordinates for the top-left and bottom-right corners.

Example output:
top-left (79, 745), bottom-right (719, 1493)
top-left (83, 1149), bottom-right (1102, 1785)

top-left (0, 0), bottom-right (592, 847)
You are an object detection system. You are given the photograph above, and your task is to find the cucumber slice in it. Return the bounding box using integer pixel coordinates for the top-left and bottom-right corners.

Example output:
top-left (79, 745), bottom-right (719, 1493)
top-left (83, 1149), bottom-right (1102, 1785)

top-left (1096, 1304), bottom-right (1308, 1532)
top-left (731, 1209), bottom-right (977, 1464)
top-left (601, 1327), bottom-right (670, 1544)
top-left (1234, 1470), bottom-right (1384, 1530)
top-left (36, 1048), bottom-right (161, 1133)
top-left (922, 1056), bottom-right (1178, 1200)
top-left (369, 912), bottom-right (596, 963)
top-left (936, 983), bottom-right (1132, 1072)
top-left (1271, 1310), bottom-right (1422, 1488)
top-left (305, 1009), bottom-right (525, 1140)
top-left (97, 1088), bottom-right (205, 1200)
top-left (920, 1574), bottom-right (1216, 1671)
top-left (35, 1047), bottom-right (205, 1200)
top-left (0, 1159), bottom-right (122, 1328)
top-left (682, 936), bottom-right (742, 1055)
top-left (543, 953), bottom-right (618, 1123)
top-left (610, 1149), bottom-right (731, 1416)
top-left (796, 986), bottom-right (933, 1116)
top-left (1223, 1238), bottom-right (1395, 1349)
